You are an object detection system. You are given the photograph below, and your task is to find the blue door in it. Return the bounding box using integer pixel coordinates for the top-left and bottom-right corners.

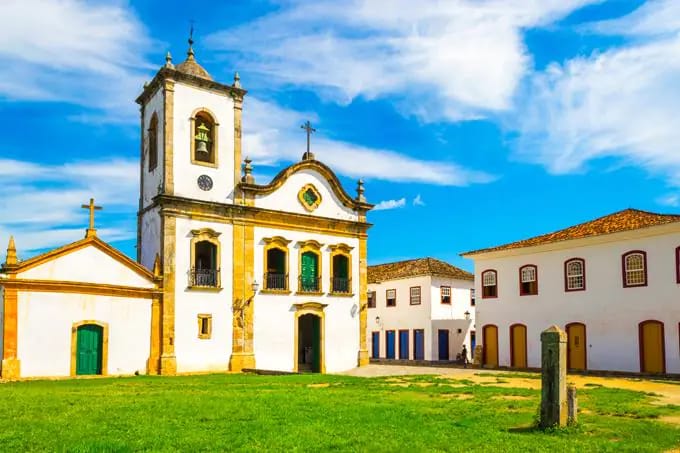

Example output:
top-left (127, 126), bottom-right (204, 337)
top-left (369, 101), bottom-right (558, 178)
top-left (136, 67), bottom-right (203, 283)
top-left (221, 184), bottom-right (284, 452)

top-left (399, 330), bottom-right (409, 360)
top-left (438, 329), bottom-right (450, 360)
top-left (371, 332), bottom-right (380, 359)
top-left (414, 329), bottom-right (424, 360)
top-left (470, 331), bottom-right (476, 359)
top-left (386, 331), bottom-right (396, 359)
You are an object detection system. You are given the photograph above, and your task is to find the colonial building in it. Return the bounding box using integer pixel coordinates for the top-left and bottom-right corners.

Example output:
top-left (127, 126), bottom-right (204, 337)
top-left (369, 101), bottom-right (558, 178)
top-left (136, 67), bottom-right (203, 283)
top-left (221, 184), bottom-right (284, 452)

top-left (367, 258), bottom-right (475, 363)
top-left (0, 38), bottom-right (373, 380)
top-left (462, 209), bottom-right (680, 375)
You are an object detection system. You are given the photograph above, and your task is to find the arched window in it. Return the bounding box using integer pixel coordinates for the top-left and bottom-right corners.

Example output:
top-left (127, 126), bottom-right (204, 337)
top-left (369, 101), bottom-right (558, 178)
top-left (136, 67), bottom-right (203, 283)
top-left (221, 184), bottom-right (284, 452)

top-left (519, 265), bottom-right (538, 296)
top-left (481, 270), bottom-right (497, 298)
top-left (189, 228), bottom-right (221, 288)
top-left (298, 240), bottom-right (323, 294)
top-left (148, 112), bottom-right (158, 172)
top-left (564, 258), bottom-right (585, 291)
top-left (191, 109), bottom-right (218, 166)
top-left (330, 243), bottom-right (353, 295)
top-left (263, 236), bottom-right (291, 292)
top-left (623, 251), bottom-right (647, 287)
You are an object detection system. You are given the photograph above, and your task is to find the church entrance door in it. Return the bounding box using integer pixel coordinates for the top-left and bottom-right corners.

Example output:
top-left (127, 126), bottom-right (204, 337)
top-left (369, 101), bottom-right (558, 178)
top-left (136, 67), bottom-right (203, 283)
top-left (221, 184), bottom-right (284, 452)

top-left (76, 324), bottom-right (103, 375)
top-left (298, 314), bottom-right (321, 373)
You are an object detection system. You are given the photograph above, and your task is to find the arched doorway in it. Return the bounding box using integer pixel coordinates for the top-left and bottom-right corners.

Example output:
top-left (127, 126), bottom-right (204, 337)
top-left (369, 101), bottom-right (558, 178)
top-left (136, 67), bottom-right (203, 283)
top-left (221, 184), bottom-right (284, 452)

top-left (293, 303), bottom-right (326, 373)
top-left (566, 323), bottom-right (587, 370)
top-left (483, 325), bottom-right (498, 367)
top-left (71, 322), bottom-right (108, 376)
top-left (510, 324), bottom-right (527, 368)
top-left (639, 320), bottom-right (665, 374)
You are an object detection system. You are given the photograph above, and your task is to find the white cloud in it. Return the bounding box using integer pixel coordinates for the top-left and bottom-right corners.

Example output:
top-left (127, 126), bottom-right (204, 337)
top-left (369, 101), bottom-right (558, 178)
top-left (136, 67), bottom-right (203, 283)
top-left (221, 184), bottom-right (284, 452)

top-left (373, 198), bottom-right (406, 211)
top-left (413, 194), bottom-right (425, 206)
top-left (208, 0), bottom-right (593, 122)
top-left (0, 0), bottom-right (154, 122)
top-left (516, 1), bottom-right (680, 186)
top-left (0, 158), bottom-right (138, 256)
top-left (656, 193), bottom-right (680, 207)
top-left (243, 97), bottom-right (495, 186)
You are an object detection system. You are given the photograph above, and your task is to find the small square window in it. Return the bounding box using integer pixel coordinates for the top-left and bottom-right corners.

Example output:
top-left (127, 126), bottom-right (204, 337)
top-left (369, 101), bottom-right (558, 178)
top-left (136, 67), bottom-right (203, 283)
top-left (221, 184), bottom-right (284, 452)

top-left (367, 291), bottom-right (376, 308)
top-left (440, 286), bottom-right (451, 304)
top-left (386, 289), bottom-right (396, 307)
top-left (198, 314), bottom-right (212, 339)
top-left (410, 286), bottom-right (421, 305)
top-left (470, 288), bottom-right (476, 306)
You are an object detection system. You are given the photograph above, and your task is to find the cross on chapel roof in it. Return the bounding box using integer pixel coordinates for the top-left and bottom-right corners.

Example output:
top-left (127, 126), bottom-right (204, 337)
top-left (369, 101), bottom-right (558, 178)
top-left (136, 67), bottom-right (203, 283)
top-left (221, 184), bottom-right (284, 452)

top-left (81, 198), bottom-right (103, 238)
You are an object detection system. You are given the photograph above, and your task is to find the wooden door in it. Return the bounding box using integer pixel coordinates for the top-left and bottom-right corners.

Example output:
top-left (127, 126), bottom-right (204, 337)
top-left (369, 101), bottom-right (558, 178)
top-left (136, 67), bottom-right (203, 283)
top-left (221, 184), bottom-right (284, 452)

top-left (510, 324), bottom-right (527, 368)
top-left (566, 323), bottom-right (587, 370)
top-left (371, 332), bottom-right (380, 359)
top-left (76, 324), bottom-right (103, 375)
top-left (639, 321), bottom-right (665, 374)
top-left (483, 325), bottom-right (498, 367)
top-left (386, 331), bottom-right (396, 359)
top-left (301, 252), bottom-right (318, 291)
top-left (311, 316), bottom-right (321, 373)
top-left (438, 329), bottom-right (450, 360)
top-left (399, 330), bottom-right (409, 359)
top-left (414, 329), bottom-right (424, 360)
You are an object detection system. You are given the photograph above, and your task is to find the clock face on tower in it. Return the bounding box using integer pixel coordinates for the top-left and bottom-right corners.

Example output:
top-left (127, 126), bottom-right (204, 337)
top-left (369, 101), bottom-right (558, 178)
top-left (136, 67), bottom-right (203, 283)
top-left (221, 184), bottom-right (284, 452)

top-left (197, 175), bottom-right (213, 191)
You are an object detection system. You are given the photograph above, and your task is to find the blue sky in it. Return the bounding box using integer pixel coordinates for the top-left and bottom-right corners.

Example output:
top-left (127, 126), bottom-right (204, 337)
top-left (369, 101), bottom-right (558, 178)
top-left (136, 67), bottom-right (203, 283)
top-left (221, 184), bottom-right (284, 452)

top-left (1, 0), bottom-right (679, 271)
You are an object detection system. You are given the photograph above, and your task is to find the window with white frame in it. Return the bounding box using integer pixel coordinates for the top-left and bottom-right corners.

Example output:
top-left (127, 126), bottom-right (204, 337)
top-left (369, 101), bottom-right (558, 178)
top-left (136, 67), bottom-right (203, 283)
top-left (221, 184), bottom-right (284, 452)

top-left (565, 259), bottom-right (585, 291)
top-left (519, 265), bottom-right (538, 295)
top-left (386, 289), bottom-right (397, 307)
top-left (410, 286), bottom-right (422, 305)
top-left (440, 286), bottom-right (451, 304)
top-left (623, 251), bottom-right (646, 287)
top-left (482, 270), bottom-right (497, 298)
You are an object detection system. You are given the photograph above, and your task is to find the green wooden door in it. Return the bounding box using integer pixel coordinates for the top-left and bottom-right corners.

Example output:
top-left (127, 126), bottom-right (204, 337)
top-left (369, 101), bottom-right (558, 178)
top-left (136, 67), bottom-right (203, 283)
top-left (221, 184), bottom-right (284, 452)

top-left (301, 252), bottom-right (318, 291)
top-left (311, 316), bottom-right (321, 373)
top-left (76, 324), bottom-right (103, 375)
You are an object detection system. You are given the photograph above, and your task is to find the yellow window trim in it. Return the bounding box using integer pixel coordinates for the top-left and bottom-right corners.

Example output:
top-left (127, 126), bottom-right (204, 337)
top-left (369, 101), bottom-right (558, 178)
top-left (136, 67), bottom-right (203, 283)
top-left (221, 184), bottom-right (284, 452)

top-left (189, 228), bottom-right (222, 289)
top-left (297, 240), bottom-right (324, 294)
top-left (293, 302), bottom-right (327, 373)
top-left (329, 243), bottom-right (353, 295)
top-left (263, 236), bottom-right (291, 291)
top-left (197, 314), bottom-right (213, 339)
top-left (190, 107), bottom-right (219, 169)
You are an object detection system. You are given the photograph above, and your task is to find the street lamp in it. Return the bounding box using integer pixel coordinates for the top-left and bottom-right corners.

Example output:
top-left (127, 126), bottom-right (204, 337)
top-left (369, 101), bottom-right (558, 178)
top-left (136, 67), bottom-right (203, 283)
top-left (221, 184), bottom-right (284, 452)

top-left (251, 280), bottom-right (260, 294)
top-left (464, 310), bottom-right (471, 320)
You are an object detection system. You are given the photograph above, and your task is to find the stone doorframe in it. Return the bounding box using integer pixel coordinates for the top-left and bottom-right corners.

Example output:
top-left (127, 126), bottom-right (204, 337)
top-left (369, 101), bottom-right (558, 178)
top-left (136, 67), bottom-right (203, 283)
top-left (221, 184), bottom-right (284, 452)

top-left (293, 302), bottom-right (327, 373)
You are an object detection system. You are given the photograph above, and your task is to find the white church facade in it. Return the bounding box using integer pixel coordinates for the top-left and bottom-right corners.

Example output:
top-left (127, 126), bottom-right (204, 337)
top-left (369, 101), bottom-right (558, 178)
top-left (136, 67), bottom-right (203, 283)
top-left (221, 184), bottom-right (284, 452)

top-left (0, 40), bottom-right (373, 380)
top-left (462, 209), bottom-right (680, 375)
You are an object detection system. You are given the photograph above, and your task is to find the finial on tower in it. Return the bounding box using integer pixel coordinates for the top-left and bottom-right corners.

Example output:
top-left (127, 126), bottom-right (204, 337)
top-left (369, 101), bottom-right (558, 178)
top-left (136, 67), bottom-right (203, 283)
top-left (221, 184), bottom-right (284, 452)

top-left (187, 20), bottom-right (195, 59)
top-left (241, 157), bottom-right (255, 184)
top-left (233, 71), bottom-right (241, 89)
top-left (356, 179), bottom-right (366, 202)
top-left (165, 51), bottom-right (174, 68)
top-left (5, 236), bottom-right (17, 267)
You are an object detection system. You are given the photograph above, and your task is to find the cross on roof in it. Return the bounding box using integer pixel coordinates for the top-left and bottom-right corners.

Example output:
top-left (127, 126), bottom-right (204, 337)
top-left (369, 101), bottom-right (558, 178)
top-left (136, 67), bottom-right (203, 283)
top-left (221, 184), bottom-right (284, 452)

top-left (81, 198), bottom-right (103, 238)
top-left (301, 120), bottom-right (316, 157)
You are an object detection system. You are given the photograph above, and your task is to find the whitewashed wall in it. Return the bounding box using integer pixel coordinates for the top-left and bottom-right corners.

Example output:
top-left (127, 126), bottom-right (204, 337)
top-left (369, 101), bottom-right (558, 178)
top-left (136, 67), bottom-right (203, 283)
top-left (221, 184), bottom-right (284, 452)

top-left (172, 83), bottom-right (235, 203)
top-left (430, 276), bottom-right (475, 360)
top-left (474, 231), bottom-right (680, 373)
top-left (253, 226), bottom-right (360, 373)
top-left (17, 292), bottom-right (151, 377)
top-left (254, 169), bottom-right (358, 221)
top-left (140, 207), bottom-right (161, 272)
top-left (21, 247), bottom-right (154, 289)
top-left (173, 217), bottom-right (234, 373)
top-left (141, 87), bottom-right (165, 207)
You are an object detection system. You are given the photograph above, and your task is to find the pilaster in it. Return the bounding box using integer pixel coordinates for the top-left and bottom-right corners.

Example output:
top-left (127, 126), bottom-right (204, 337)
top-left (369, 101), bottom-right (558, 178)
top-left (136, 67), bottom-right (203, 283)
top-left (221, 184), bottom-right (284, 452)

top-left (229, 220), bottom-right (256, 371)
top-left (163, 79), bottom-right (175, 195)
top-left (159, 215), bottom-right (177, 375)
top-left (1, 277), bottom-right (20, 380)
top-left (357, 236), bottom-right (369, 366)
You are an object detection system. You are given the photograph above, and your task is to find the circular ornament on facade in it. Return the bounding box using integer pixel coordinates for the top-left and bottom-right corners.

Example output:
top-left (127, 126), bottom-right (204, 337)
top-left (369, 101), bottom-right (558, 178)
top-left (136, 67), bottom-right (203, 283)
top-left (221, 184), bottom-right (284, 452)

top-left (197, 175), bottom-right (213, 191)
top-left (298, 183), bottom-right (322, 211)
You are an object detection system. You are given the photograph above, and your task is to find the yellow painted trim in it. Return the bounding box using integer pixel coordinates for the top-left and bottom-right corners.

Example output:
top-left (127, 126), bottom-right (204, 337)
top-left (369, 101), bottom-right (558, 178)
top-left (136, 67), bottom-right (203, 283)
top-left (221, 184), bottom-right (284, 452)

top-left (263, 236), bottom-right (291, 291)
top-left (1, 280), bottom-right (20, 380)
top-left (297, 240), bottom-right (324, 294)
top-left (163, 79), bottom-right (174, 194)
top-left (329, 243), bottom-right (353, 295)
top-left (188, 228), bottom-right (222, 289)
top-left (233, 95), bottom-right (243, 195)
top-left (293, 302), bottom-right (327, 373)
top-left (70, 321), bottom-right (109, 377)
top-left (190, 108), bottom-right (219, 168)
top-left (358, 237), bottom-right (369, 366)
top-left (197, 314), bottom-right (213, 339)
top-left (147, 295), bottom-right (161, 375)
top-left (0, 279), bottom-right (159, 298)
top-left (298, 183), bottom-right (322, 212)
top-left (229, 221), bottom-right (256, 372)
top-left (160, 214), bottom-right (177, 375)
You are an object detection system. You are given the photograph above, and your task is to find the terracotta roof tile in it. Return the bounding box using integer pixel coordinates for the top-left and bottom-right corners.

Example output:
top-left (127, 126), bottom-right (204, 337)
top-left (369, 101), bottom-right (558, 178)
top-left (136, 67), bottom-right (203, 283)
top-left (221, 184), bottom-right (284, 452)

top-left (368, 257), bottom-right (473, 283)
top-left (462, 209), bottom-right (680, 256)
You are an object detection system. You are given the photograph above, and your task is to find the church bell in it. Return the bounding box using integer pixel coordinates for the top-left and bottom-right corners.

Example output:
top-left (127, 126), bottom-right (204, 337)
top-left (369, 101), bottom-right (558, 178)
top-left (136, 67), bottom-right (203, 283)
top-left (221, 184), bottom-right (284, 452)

top-left (195, 122), bottom-right (211, 156)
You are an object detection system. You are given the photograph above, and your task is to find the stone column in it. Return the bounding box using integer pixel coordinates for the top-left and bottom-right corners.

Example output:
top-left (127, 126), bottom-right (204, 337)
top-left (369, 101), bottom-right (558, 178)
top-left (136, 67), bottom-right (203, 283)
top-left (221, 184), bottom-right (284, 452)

top-left (540, 325), bottom-right (568, 428)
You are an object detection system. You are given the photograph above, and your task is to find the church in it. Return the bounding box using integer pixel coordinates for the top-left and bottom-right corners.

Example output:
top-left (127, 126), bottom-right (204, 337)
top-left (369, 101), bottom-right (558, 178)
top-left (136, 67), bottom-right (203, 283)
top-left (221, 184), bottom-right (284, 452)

top-left (0, 39), bottom-right (373, 379)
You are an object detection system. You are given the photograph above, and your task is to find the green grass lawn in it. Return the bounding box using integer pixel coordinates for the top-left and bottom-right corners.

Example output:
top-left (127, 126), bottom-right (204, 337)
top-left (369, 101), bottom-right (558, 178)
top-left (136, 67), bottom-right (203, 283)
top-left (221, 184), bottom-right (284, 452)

top-left (1, 373), bottom-right (679, 452)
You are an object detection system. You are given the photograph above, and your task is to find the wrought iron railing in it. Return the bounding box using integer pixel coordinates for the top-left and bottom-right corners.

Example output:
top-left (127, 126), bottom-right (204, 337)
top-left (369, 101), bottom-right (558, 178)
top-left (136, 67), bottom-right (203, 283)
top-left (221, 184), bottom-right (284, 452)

top-left (332, 277), bottom-right (351, 293)
top-left (190, 267), bottom-right (220, 287)
top-left (298, 275), bottom-right (321, 293)
top-left (265, 272), bottom-right (288, 290)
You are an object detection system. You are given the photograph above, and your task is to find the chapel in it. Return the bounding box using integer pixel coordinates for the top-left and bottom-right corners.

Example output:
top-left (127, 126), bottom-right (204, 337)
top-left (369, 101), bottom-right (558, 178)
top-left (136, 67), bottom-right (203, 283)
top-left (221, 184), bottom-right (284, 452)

top-left (0, 37), bottom-right (373, 379)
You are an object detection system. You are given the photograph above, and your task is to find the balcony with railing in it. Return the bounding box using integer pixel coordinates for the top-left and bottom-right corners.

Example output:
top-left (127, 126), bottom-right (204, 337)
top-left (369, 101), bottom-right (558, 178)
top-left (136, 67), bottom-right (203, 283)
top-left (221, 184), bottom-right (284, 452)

top-left (189, 267), bottom-right (220, 288)
top-left (298, 275), bottom-right (322, 294)
top-left (331, 277), bottom-right (352, 294)
top-left (264, 272), bottom-right (288, 292)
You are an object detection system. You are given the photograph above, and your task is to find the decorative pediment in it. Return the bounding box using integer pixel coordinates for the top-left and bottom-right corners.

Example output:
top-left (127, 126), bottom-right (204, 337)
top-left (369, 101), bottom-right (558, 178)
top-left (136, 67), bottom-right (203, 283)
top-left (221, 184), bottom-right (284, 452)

top-left (298, 184), bottom-right (322, 212)
top-left (297, 240), bottom-right (324, 250)
top-left (329, 243), bottom-right (354, 253)
top-left (263, 236), bottom-right (292, 247)
top-left (190, 228), bottom-right (221, 238)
